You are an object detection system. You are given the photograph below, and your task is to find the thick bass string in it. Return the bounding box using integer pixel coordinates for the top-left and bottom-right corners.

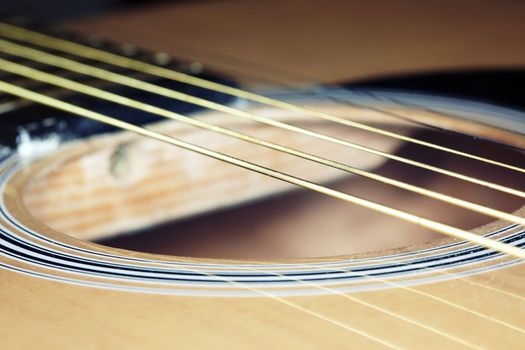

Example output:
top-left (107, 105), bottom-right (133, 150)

top-left (0, 37), bottom-right (524, 199)
top-left (0, 57), bottom-right (524, 228)
top-left (0, 80), bottom-right (524, 260)
top-left (0, 21), bottom-right (523, 174)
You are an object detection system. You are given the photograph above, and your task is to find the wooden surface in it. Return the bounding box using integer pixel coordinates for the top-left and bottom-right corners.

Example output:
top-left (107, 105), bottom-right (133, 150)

top-left (69, 0), bottom-right (525, 84)
top-left (1, 1), bottom-right (525, 349)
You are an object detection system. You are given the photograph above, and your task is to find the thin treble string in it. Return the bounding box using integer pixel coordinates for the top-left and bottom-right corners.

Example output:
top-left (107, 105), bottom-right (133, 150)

top-left (0, 23), bottom-right (523, 176)
top-left (213, 259), bottom-right (523, 347)
top-left (221, 258), bottom-right (525, 339)
top-left (252, 236), bottom-right (525, 335)
top-left (1, 41), bottom-right (525, 199)
top-left (211, 227), bottom-right (525, 336)
top-left (1, 82), bottom-right (524, 258)
top-left (174, 267), bottom-right (405, 350)
top-left (211, 225), bottom-right (525, 335)
top-left (330, 223), bottom-right (525, 305)
top-left (1, 58), bottom-right (523, 228)
top-left (184, 242), bottom-right (524, 346)
top-left (202, 267), bottom-right (483, 349)
top-left (230, 260), bottom-right (524, 343)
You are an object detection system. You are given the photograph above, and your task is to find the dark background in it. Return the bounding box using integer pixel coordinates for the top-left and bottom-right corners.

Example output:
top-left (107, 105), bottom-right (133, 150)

top-left (1, 0), bottom-right (175, 20)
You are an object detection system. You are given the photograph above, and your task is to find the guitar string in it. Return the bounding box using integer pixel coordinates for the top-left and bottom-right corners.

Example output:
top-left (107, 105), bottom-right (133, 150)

top-left (222, 262), bottom-right (523, 343)
top-left (144, 23), bottom-right (525, 311)
top-left (212, 226), bottom-right (525, 336)
top-left (230, 258), bottom-right (525, 336)
top-left (1, 41), bottom-right (524, 200)
top-left (0, 22), bottom-right (523, 176)
top-left (2, 82), bottom-right (523, 347)
top-left (196, 268), bottom-right (482, 349)
top-left (214, 225), bottom-right (525, 305)
top-left (0, 58), bottom-right (523, 229)
top-left (1, 55), bottom-right (520, 314)
top-left (205, 228), bottom-right (525, 339)
top-left (179, 270), bottom-right (405, 350)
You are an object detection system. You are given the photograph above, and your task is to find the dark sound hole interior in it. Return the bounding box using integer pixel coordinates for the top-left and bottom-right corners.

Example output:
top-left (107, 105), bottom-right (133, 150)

top-left (95, 130), bottom-right (525, 259)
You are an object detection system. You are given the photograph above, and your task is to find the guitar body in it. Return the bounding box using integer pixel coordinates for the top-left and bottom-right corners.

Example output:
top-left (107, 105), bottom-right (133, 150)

top-left (1, 1), bottom-right (525, 349)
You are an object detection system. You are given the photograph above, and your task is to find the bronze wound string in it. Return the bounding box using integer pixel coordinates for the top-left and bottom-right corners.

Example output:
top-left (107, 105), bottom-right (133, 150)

top-left (0, 57), bottom-right (524, 228)
top-left (0, 22), bottom-right (523, 174)
top-left (0, 39), bottom-right (524, 199)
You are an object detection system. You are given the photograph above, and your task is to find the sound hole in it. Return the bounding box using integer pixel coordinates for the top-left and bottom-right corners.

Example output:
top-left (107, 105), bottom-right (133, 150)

top-left (92, 129), bottom-right (524, 259)
top-left (18, 111), bottom-right (525, 261)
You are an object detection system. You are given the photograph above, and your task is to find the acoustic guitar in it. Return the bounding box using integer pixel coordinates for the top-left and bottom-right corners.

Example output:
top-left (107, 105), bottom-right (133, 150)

top-left (1, 1), bottom-right (525, 349)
